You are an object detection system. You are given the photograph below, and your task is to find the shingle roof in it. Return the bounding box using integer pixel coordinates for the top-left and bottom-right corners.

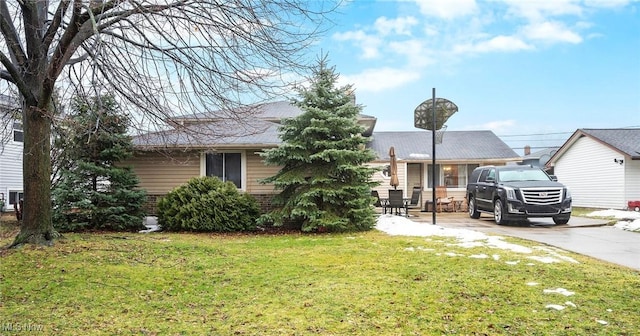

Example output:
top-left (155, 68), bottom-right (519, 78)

top-left (367, 130), bottom-right (520, 161)
top-left (171, 100), bottom-right (376, 121)
top-left (523, 147), bottom-right (559, 159)
top-left (133, 118), bottom-right (282, 149)
top-left (135, 100), bottom-right (377, 148)
top-left (580, 128), bottom-right (640, 158)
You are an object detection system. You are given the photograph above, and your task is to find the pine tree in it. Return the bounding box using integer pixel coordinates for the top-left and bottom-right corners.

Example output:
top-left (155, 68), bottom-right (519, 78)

top-left (52, 95), bottom-right (147, 232)
top-left (260, 58), bottom-right (379, 232)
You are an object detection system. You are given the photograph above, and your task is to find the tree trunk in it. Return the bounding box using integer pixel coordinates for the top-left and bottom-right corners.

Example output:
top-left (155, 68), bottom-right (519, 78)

top-left (10, 105), bottom-right (59, 247)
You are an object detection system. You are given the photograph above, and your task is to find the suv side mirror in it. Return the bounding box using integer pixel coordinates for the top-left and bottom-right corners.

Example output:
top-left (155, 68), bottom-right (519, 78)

top-left (486, 176), bottom-right (495, 182)
top-left (549, 175), bottom-right (558, 181)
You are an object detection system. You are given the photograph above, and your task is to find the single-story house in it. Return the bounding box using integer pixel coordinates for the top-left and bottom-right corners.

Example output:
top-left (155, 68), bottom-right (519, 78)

top-left (518, 145), bottom-right (559, 173)
top-left (127, 101), bottom-right (521, 213)
top-left (547, 128), bottom-right (640, 210)
top-left (0, 94), bottom-right (23, 212)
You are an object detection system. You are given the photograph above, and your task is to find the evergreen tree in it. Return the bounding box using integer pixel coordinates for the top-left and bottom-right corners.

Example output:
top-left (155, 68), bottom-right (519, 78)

top-left (52, 95), bottom-right (146, 232)
top-left (260, 58), bottom-right (379, 232)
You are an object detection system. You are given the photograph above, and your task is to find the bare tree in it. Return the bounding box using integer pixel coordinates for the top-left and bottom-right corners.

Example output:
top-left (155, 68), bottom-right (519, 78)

top-left (0, 0), bottom-right (337, 246)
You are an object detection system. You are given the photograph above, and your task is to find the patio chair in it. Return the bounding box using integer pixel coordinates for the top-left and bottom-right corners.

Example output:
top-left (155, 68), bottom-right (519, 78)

top-left (435, 186), bottom-right (454, 212)
top-left (406, 186), bottom-right (422, 214)
top-left (388, 189), bottom-right (408, 216)
top-left (371, 190), bottom-right (386, 214)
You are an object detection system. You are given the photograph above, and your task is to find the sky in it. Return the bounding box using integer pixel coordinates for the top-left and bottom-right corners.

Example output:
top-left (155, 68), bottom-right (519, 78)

top-left (312, 0), bottom-right (640, 154)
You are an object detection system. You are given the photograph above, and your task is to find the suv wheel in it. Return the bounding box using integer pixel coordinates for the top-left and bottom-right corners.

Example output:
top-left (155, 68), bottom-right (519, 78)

top-left (468, 196), bottom-right (480, 219)
top-left (553, 216), bottom-right (570, 225)
top-left (494, 199), bottom-right (507, 225)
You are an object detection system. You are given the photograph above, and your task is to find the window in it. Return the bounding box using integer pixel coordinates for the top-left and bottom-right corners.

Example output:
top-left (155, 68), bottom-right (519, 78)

top-left (13, 122), bottom-right (23, 142)
top-left (431, 164), bottom-right (478, 188)
top-left (381, 164), bottom-right (391, 178)
top-left (205, 153), bottom-right (242, 188)
top-left (9, 191), bottom-right (23, 205)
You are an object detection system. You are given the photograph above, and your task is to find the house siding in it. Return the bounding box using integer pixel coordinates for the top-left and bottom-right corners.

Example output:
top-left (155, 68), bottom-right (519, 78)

top-left (245, 152), bottom-right (278, 194)
top-left (125, 151), bottom-right (201, 194)
top-left (0, 131), bottom-right (23, 211)
top-left (126, 150), bottom-right (282, 214)
top-left (370, 162), bottom-right (406, 199)
top-left (554, 136), bottom-right (626, 209)
top-left (624, 159), bottom-right (640, 207)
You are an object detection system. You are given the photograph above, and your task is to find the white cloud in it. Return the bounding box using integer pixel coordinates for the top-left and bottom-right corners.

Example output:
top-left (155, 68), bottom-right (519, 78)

top-left (523, 21), bottom-right (583, 44)
top-left (503, 0), bottom-right (583, 21)
top-left (477, 120), bottom-right (517, 133)
top-left (414, 0), bottom-right (478, 19)
top-left (374, 16), bottom-right (419, 36)
top-left (585, 0), bottom-right (632, 8)
top-left (388, 39), bottom-right (435, 67)
top-left (339, 67), bottom-right (421, 92)
top-left (332, 30), bottom-right (382, 59)
top-left (454, 35), bottom-right (534, 54)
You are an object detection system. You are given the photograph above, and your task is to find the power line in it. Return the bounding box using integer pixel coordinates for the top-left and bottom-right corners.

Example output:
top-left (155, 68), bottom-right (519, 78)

top-left (497, 125), bottom-right (640, 137)
top-left (497, 131), bottom-right (573, 137)
top-left (503, 138), bottom-right (568, 142)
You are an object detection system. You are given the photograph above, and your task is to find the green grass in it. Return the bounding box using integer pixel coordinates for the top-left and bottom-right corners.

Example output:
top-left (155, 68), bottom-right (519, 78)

top-left (571, 207), bottom-right (607, 218)
top-left (1, 217), bottom-right (639, 335)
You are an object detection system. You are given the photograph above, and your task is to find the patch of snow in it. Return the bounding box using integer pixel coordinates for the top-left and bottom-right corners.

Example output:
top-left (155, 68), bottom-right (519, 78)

top-left (139, 216), bottom-right (161, 233)
top-left (526, 282), bottom-right (539, 286)
top-left (546, 304), bottom-right (565, 310)
top-left (596, 320), bottom-right (608, 325)
top-left (614, 219), bottom-right (640, 232)
top-left (528, 256), bottom-right (561, 264)
top-left (533, 246), bottom-right (579, 263)
top-left (587, 209), bottom-right (640, 220)
top-left (587, 209), bottom-right (640, 232)
top-left (543, 288), bottom-right (575, 296)
top-left (375, 215), bottom-right (532, 253)
top-left (469, 254), bottom-right (489, 259)
top-left (565, 301), bottom-right (577, 308)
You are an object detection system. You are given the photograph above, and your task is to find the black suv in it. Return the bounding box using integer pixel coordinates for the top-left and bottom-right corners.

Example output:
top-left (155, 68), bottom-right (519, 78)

top-left (466, 165), bottom-right (572, 225)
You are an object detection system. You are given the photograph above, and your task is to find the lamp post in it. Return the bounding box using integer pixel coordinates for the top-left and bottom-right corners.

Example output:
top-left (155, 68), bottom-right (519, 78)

top-left (414, 88), bottom-right (458, 225)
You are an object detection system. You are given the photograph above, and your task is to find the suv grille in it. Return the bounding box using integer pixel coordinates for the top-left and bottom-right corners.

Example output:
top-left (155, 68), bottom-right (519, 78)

top-left (520, 188), bottom-right (563, 205)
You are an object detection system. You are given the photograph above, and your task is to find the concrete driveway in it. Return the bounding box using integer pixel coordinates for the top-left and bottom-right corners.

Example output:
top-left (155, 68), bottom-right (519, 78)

top-left (411, 212), bottom-right (640, 271)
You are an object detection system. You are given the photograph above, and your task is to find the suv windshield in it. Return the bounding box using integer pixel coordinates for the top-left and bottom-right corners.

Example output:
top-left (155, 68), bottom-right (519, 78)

top-left (498, 169), bottom-right (550, 182)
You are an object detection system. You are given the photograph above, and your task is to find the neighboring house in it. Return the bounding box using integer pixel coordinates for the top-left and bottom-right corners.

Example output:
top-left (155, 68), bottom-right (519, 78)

top-left (128, 101), bottom-right (520, 213)
top-left (518, 145), bottom-right (559, 173)
top-left (0, 94), bottom-right (23, 212)
top-left (547, 128), bottom-right (640, 210)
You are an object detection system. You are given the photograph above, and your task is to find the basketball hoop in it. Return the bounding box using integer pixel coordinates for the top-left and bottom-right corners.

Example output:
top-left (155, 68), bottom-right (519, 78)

top-left (435, 126), bottom-right (447, 144)
top-left (414, 98), bottom-right (458, 131)
top-left (412, 89), bottom-right (458, 226)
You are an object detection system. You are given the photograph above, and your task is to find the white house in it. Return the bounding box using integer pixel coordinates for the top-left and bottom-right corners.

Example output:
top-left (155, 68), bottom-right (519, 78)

top-left (0, 94), bottom-right (23, 212)
top-left (547, 128), bottom-right (640, 210)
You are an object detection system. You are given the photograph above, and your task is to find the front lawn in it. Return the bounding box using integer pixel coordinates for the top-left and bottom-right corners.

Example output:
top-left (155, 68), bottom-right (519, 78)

top-left (1, 217), bottom-right (638, 335)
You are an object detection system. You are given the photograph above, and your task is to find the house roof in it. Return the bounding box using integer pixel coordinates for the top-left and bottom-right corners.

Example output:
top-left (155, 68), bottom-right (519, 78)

top-left (548, 128), bottom-right (640, 164)
top-left (523, 147), bottom-right (559, 159)
top-left (134, 102), bottom-right (519, 162)
top-left (133, 118), bottom-right (282, 149)
top-left (168, 100), bottom-right (377, 136)
top-left (368, 130), bottom-right (520, 161)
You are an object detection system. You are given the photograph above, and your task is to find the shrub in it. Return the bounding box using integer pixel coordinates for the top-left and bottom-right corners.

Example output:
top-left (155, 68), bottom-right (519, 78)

top-left (157, 177), bottom-right (260, 232)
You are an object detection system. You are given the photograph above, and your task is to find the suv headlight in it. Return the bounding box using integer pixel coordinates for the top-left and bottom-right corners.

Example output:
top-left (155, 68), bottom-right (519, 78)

top-left (503, 187), bottom-right (517, 200)
top-left (564, 188), bottom-right (572, 200)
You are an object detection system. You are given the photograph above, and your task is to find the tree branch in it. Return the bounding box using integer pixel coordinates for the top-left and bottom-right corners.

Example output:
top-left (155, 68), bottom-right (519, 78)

top-left (0, 0), bottom-right (27, 66)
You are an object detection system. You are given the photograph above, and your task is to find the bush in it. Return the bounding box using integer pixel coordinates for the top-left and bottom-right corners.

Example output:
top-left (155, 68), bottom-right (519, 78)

top-left (157, 177), bottom-right (260, 232)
